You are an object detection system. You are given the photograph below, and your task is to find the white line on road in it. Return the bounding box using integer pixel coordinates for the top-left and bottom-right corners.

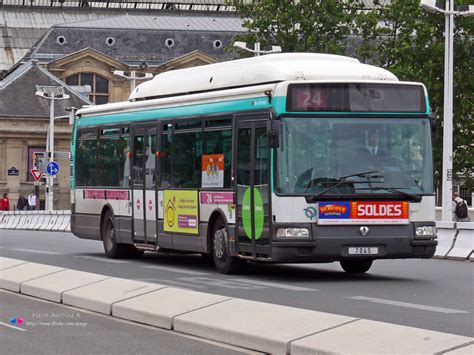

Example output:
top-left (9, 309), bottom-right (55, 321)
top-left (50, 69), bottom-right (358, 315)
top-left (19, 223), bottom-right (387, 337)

top-left (231, 278), bottom-right (319, 291)
top-left (348, 296), bottom-right (470, 314)
top-left (142, 278), bottom-right (207, 289)
top-left (74, 256), bottom-right (130, 264)
top-left (0, 322), bottom-right (27, 332)
top-left (141, 265), bottom-right (209, 276)
top-left (11, 248), bottom-right (61, 255)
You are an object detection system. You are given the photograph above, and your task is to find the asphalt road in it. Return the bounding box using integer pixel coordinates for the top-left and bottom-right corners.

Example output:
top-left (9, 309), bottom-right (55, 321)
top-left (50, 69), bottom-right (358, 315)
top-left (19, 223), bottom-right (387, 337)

top-left (0, 290), bottom-right (256, 355)
top-left (1, 230), bottom-right (473, 338)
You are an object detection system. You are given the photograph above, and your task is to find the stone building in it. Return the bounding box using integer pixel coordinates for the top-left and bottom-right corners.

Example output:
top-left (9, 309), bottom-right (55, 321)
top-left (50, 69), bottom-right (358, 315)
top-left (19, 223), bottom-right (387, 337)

top-left (0, 7), bottom-right (246, 209)
top-left (0, 60), bottom-right (92, 209)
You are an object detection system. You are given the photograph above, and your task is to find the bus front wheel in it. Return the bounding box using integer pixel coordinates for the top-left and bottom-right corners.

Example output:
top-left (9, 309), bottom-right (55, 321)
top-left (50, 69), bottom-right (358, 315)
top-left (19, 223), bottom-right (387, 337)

top-left (340, 259), bottom-right (373, 273)
top-left (212, 218), bottom-right (242, 274)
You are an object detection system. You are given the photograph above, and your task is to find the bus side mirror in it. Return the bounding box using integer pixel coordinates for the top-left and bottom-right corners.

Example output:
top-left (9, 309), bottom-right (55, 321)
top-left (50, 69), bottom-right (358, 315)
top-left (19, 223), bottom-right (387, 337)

top-left (429, 112), bottom-right (438, 144)
top-left (267, 120), bottom-right (280, 148)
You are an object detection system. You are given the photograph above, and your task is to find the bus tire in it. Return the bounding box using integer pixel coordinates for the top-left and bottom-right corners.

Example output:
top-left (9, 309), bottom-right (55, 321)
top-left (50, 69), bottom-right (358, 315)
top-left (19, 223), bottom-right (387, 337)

top-left (212, 217), bottom-right (242, 274)
top-left (102, 210), bottom-right (129, 259)
top-left (340, 259), bottom-right (373, 273)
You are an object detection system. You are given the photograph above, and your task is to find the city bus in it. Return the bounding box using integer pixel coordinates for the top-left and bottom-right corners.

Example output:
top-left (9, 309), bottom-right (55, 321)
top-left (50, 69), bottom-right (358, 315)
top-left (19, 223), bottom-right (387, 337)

top-left (71, 53), bottom-right (437, 274)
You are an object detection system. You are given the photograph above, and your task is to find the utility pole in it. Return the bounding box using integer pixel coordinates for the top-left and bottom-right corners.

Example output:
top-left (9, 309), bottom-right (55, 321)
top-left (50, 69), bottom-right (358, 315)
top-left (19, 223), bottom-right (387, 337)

top-left (35, 86), bottom-right (70, 211)
top-left (420, 1), bottom-right (474, 221)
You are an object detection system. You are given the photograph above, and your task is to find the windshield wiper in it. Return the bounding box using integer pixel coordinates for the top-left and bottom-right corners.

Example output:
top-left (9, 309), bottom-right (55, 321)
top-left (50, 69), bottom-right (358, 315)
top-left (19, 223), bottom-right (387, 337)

top-left (305, 170), bottom-right (382, 200)
top-left (365, 187), bottom-right (422, 202)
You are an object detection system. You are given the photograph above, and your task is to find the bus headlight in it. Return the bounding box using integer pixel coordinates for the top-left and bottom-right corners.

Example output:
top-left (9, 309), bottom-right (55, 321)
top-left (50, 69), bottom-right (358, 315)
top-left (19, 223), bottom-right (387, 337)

top-left (276, 228), bottom-right (310, 238)
top-left (415, 226), bottom-right (437, 238)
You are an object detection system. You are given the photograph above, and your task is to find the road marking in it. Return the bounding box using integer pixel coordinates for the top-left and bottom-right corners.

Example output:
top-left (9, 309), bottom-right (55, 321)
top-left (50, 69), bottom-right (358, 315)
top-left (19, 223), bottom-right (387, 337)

top-left (74, 256), bottom-right (130, 264)
top-left (348, 296), bottom-right (470, 314)
top-left (145, 278), bottom-right (207, 289)
top-left (178, 277), bottom-right (267, 290)
top-left (0, 322), bottom-right (27, 332)
top-left (141, 265), bottom-right (209, 276)
top-left (11, 248), bottom-right (61, 255)
top-left (232, 278), bottom-right (319, 291)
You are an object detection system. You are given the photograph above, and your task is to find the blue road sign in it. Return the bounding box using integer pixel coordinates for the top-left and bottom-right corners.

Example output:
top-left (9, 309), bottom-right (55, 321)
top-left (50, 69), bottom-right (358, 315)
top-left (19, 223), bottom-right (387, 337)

top-left (46, 161), bottom-right (59, 176)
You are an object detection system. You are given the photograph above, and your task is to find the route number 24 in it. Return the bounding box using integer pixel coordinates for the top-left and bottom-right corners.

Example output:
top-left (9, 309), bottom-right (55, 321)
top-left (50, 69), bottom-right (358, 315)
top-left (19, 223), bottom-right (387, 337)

top-left (302, 90), bottom-right (325, 108)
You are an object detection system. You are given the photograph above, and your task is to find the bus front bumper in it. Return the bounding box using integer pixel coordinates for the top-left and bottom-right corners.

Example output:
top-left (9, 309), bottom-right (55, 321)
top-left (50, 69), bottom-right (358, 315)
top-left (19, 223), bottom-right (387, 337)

top-left (270, 223), bottom-right (437, 263)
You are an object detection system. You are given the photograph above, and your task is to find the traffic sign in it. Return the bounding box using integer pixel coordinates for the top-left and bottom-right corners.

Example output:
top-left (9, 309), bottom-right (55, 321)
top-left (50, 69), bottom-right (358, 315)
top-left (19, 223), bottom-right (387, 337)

top-left (46, 161), bottom-right (59, 176)
top-left (30, 169), bottom-right (43, 182)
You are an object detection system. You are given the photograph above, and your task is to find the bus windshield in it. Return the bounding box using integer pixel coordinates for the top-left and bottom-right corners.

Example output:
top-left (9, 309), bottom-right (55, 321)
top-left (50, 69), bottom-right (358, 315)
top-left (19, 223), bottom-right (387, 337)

top-left (276, 116), bottom-right (433, 197)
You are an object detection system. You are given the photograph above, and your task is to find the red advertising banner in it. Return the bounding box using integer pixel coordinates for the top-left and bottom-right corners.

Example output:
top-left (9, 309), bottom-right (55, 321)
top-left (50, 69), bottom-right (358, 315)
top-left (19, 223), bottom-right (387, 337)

top-left (350, 201), bottom-right (409, 220)
top-left (318, 201), bottom-right (409, 225)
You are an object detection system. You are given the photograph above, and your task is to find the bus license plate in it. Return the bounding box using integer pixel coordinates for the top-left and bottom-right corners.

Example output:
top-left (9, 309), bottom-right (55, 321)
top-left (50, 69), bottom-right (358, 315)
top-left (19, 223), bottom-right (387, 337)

top-left (348, 247), bottom-right (378, 255)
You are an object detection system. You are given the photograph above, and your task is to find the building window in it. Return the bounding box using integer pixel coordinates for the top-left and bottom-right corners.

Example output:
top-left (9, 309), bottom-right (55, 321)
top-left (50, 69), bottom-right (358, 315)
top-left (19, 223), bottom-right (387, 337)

top-left (66, 73), bottom-right (109, 104)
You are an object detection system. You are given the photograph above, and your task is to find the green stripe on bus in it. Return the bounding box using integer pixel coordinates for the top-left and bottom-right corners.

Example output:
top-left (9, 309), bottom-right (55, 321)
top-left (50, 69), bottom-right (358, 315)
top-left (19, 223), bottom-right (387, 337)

top-left (77, 97), bottom-right (272, 127)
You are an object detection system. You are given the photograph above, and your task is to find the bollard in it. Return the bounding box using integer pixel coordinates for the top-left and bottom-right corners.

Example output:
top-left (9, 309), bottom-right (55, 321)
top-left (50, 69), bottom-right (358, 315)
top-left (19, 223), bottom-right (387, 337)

top-left (447, 222), bottom-right (474, 261)
top-left (434, 222), bottom-right (457, 258)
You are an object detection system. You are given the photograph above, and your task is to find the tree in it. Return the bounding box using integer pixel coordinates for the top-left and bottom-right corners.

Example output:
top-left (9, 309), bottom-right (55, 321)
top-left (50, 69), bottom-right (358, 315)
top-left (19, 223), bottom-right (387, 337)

top-left (354, 0), bottom-right (473, 196)
top-left (232, 0), bottom-right (473, 195)
top-left (228, 0), bottom-right (361, 54)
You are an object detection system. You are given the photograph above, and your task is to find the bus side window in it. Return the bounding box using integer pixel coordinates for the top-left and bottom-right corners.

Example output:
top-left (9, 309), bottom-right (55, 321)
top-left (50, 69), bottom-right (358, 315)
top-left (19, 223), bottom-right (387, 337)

top-left (204, 125), bottom-right (232, 188)
top-left (160, 123), bottom-right (173, 188)
top-left (76, 129), bottom-right (98, 187)
top-left (98, 127), bottom-right (122, 187)
top-left (173, 122), bottom-right (202, 188)
top-left (119, 128), bottom-right (130, 187)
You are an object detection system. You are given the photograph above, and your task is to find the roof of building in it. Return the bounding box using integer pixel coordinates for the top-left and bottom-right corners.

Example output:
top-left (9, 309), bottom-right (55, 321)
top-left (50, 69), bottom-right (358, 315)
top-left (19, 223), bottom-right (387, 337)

top-left (0, 4), bottom-right (239, 72)
top-left (20, 14), bottom-right (244, 68)
top-left (129, 53), bottom-right (398, 100)
top-left (0, 60), bottom-right (92, 118)
top-left (1, 0), bottom-right (235, 12)
top-left (56, 14), bottom-right (245, 32)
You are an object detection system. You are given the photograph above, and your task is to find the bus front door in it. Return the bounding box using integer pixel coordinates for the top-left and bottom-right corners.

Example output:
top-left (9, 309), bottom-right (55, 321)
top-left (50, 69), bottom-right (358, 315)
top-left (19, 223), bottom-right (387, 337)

top-left (131, 127), bottom-right (157, 245)
top-left (236, 120), bottom-right (270, 258)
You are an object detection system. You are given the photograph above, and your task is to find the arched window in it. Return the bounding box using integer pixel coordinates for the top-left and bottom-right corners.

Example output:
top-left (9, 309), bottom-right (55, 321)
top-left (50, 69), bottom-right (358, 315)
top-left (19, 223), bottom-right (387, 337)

top-left (66, 73), bottom-right (109, 104)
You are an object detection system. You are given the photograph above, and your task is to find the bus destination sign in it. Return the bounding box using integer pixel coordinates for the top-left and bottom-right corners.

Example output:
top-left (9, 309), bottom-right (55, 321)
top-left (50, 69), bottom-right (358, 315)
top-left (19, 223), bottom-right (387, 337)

top-left (287, 83), bottom-right (426, 113)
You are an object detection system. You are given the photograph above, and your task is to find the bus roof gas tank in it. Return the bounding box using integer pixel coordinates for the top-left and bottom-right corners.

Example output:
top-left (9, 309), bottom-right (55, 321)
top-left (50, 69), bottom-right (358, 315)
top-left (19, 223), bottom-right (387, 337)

top-left (129, 53), bottom-right (398, 101)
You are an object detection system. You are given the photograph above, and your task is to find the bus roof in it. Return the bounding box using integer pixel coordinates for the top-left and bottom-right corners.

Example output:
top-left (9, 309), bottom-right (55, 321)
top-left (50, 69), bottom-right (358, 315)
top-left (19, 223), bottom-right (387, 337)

top-left (129, 53), bottom-right (398, 101)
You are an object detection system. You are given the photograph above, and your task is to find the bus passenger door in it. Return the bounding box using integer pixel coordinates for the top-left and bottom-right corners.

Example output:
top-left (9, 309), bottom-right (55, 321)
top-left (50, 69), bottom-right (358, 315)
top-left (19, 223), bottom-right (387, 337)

top-left (131, 128), bottom-right (145, 242)
top-left (236, 120), bottom-right (270, 258)
top-left (144, 128), bottom-right (157, 244)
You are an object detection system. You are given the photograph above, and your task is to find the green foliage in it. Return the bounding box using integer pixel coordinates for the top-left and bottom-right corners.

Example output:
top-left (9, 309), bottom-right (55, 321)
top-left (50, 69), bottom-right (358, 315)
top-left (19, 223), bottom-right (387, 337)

top-left (231, 0), bottom-right (473, 191)
top-left (229, 0), bottom-right (361, 54)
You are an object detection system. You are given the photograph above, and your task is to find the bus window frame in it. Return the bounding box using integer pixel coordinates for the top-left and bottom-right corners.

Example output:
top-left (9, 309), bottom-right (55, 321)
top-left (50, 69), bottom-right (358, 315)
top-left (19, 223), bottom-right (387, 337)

top-left (272, 113), bottom-right (435, 200)
top-left (75, 127), bottom-right (98, 189)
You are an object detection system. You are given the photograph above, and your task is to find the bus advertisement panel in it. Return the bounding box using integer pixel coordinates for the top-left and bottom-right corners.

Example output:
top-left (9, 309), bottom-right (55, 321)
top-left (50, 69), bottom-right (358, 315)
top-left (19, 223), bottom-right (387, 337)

top-left (163, 190), bottom-right (199, 235)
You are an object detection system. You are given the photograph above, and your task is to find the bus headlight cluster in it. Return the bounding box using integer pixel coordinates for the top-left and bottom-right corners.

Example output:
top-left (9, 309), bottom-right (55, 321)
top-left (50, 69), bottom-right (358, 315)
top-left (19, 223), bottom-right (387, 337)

top-left (276, 228), bottom-right (310, 238)
top-left (415, 226), bottom-right (437, 238)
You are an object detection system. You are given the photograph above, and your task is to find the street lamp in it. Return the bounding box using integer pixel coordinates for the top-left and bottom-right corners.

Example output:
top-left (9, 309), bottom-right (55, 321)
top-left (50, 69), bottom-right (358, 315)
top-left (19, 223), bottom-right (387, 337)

top-left (35, 85), bottom-right (70, 212)
top-left (113, 70), bottom-right (153, 92)
top-left (420, 0), bottom-right (474, 221)
top-left (233, 41), bottom-right (282, 57)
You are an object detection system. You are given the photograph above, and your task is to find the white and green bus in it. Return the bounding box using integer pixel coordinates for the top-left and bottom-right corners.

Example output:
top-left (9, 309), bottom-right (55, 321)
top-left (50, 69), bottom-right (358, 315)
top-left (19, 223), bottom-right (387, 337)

top-left (71, 53), bottom-right (437, 274)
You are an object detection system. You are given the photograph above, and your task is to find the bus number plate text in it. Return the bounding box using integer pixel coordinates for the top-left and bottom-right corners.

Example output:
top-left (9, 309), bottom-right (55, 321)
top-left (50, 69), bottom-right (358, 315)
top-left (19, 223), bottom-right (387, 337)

top-left (348, 247), bottom-right (379, 255)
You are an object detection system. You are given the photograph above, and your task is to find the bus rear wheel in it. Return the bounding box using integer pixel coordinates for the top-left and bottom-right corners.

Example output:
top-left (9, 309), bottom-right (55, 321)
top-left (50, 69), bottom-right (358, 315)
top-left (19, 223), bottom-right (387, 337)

top-left (102, 210), bottom-right (142, 259)
top-left (340, 259), bottom-right (373, 273)
top-left (212, 218), bottom-right (243, 274)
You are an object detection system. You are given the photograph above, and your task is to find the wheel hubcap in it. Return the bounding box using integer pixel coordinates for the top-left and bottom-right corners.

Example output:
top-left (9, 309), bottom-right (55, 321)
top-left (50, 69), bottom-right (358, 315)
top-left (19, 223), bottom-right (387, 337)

top-left (214, 228), bottom-right (226, 260)
top-left (105, 220), bottom-right (114, 251)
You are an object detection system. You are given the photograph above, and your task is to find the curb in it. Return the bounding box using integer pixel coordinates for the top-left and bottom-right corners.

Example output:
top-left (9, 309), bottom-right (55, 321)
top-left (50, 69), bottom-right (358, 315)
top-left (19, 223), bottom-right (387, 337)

top-left (1, 257), bottom-right (473, 354)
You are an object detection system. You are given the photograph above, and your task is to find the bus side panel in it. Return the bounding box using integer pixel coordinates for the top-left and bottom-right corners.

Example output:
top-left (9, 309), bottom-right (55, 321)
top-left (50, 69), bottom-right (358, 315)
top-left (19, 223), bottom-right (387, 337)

top-left (71, 188), bottom-right (102, 240)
